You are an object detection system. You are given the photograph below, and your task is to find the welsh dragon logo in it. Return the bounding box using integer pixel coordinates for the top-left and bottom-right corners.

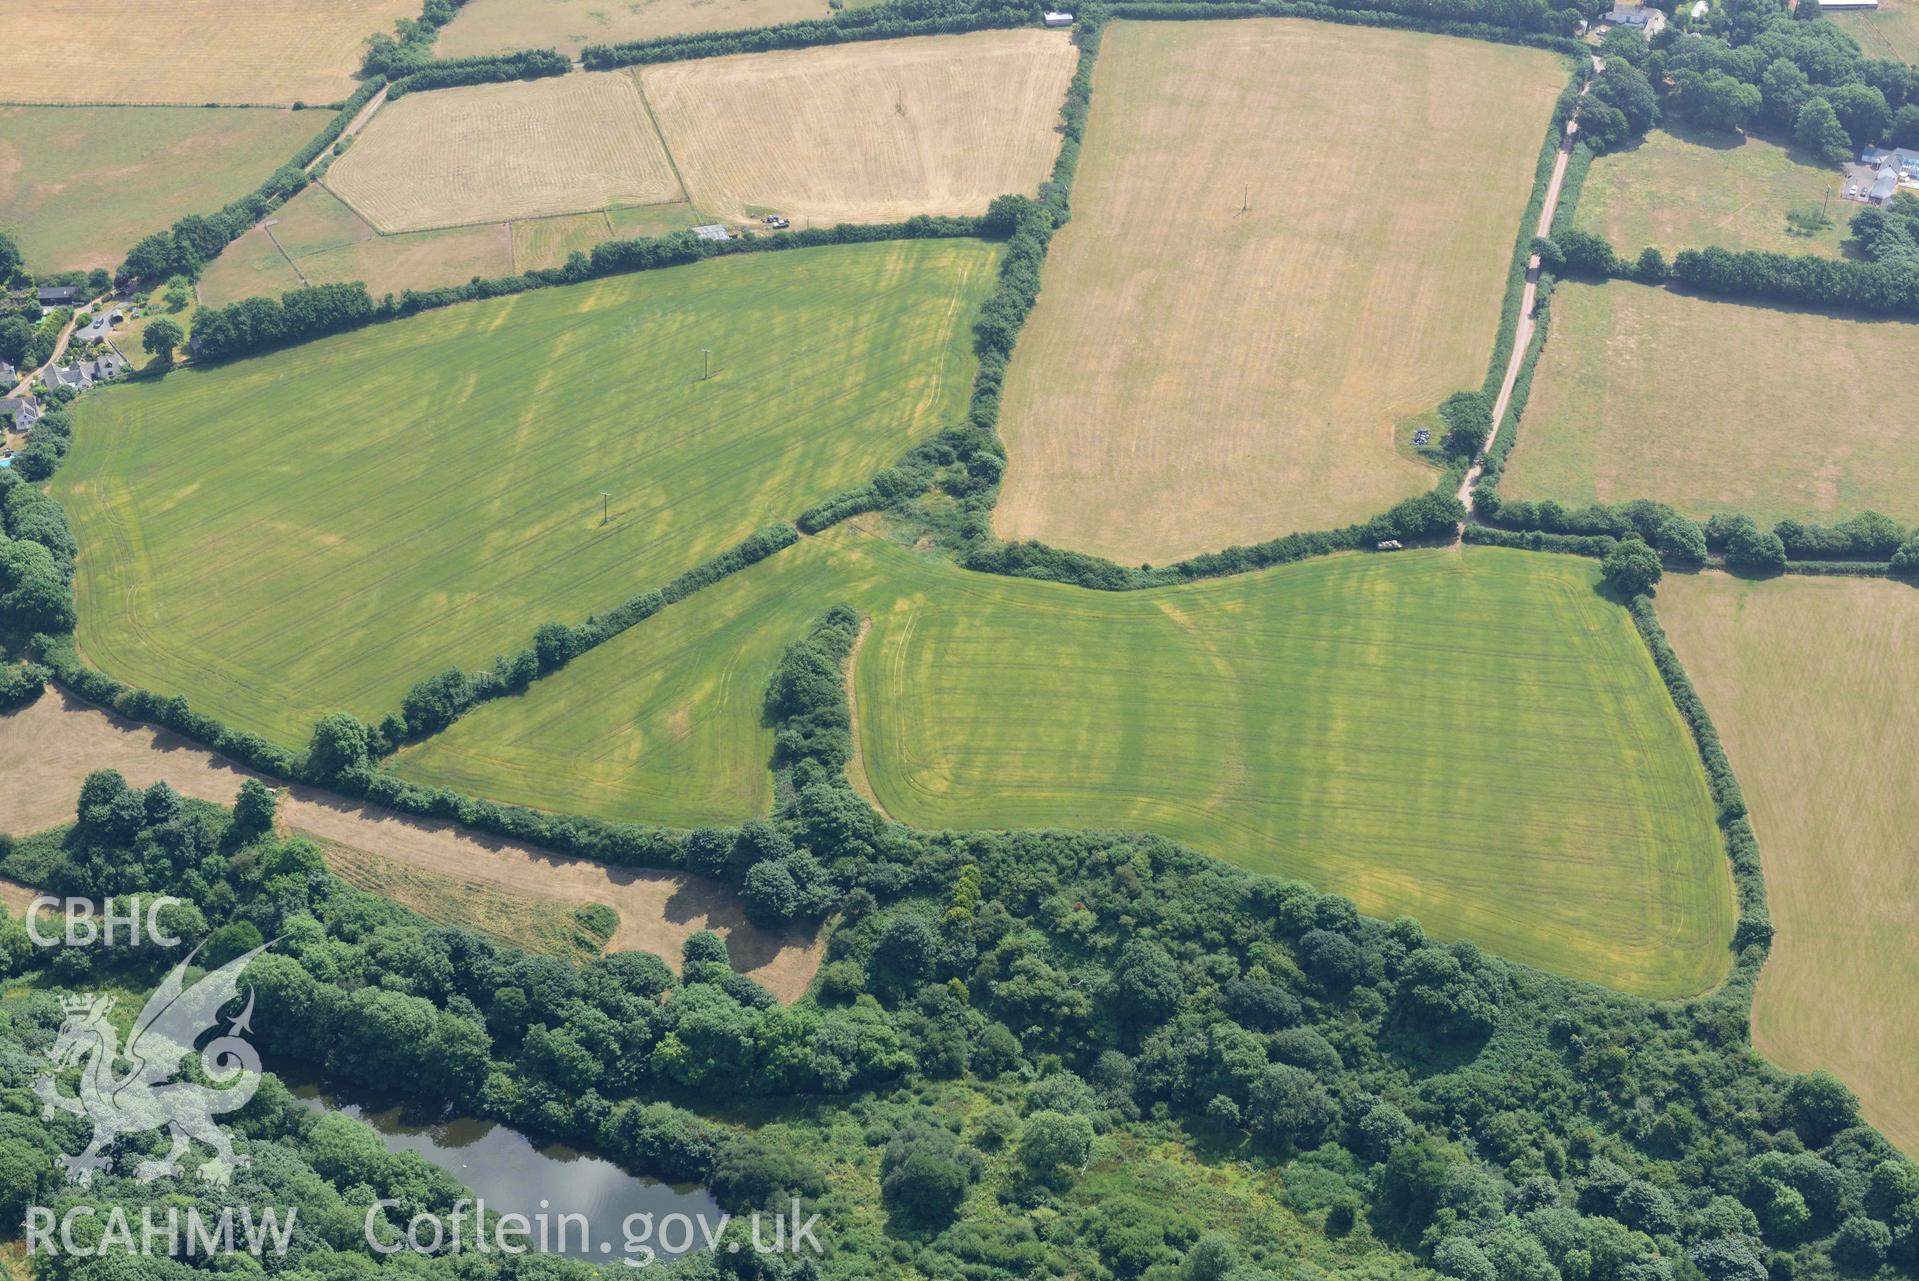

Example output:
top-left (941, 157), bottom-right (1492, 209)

top-left (34, 944), bottom-right (269, 1187)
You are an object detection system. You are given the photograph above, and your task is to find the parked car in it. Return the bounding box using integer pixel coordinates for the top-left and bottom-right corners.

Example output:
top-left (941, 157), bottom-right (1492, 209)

top-left (763, 215), bottom-right (791, 229)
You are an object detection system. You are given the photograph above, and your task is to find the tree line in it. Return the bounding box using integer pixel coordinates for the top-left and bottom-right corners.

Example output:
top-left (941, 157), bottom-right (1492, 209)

top-left (2, 581), bottom-right (1915, 1281)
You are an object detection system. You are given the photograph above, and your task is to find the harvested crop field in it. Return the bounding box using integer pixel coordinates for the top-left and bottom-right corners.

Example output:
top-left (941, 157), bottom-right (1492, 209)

top-left (0, 106), bottom-right (318, 273)
top-left (326, 73), bottom-right (683, 232)
top-left (640, 29), bottom-right (1079, 224)
top-left (993, 19), bottom-right (1566, 565)
top-left (1500, 282), bottom-right (1919, 524)
top-left (1659, 572), bottom-right (1919, 1153)
top-left (404, 527), bottom-right (1732, 998)
top-left (0, 691), bottom-right (820, 999)
top-left (0, 0), bottom-right (417, 105)
top-left (1572, 127), bottom-right (1851, 258)
top-left (56, 239), bottom-right (996, 743)
top-left (438, 0), bottom-right (830, 59)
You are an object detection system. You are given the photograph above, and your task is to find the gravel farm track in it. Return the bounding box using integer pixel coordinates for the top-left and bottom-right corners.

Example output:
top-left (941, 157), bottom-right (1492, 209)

top-left (0, 691), bottom-right (824, 1001)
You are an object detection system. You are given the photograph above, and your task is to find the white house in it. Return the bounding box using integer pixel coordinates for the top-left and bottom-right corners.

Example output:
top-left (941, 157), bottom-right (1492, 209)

top-left (1042, 10), bottom-right (1074, 25)
top-left (1604, 3), bottom-right (1668, 33)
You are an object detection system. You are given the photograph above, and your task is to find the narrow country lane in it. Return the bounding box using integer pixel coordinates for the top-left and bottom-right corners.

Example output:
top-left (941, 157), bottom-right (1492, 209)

top-left (1456, 61), bottom-right (1599, 529)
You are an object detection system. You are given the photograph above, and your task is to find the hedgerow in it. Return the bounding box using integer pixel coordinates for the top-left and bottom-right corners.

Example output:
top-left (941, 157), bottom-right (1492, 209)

top-left (372, 524), bottom-right (801, 752)
top-left (116, 79), bottom-right (387, 285)
top-left (580, 2), bottom-right (1033, 70)
top-left (189, 214), bottom-right (990, 362)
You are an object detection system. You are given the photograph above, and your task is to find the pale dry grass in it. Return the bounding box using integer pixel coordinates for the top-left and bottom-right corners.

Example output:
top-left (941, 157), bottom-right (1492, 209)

top-left (1502, 282), bottom-right (1919, 524)
top-left (993, 20), bottom-right (1565, 565)
top-left (198, 186), bottom-right (514, 305)
top-left (325, 72), bottom-right (682, 232)
top-left (439, 0), bottom-right (830, 59)
top-left (0, 0), bottom-right (416, 105)
top-left (640, 29), bottom-right (1077, 224)
top-left (1659, 572), bottom-right (1919, 1153)
top-left (0, 691), bottom-right (821, 999)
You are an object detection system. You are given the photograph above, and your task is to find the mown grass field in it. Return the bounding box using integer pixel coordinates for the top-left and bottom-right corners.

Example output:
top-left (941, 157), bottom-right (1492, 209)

top-left (993, 20), bottom-right (1566, 565)
top-left (1502, 282), bottom-right (1919, 524)
top-left (640, 30), bottom-right (1079, 225)
top-left (0, 107), bottom-right (317, 273)
top-left (401, 527), bottom-right (1731, 998)
top-left (54, 239), bottom-right (996, 744)
top-left (0, 0), bottom-right (415, 104)
top-left (1659, 572), bottom-right (1919, 1153)
top-left (1830, 0), bottom-right (1919, 64)
top-left (325, 73), bottom-right (683, 232)
top-left (438, 0), bottom-right (831, 59)
top-left (1573, 127), bottom-right (1853, 258)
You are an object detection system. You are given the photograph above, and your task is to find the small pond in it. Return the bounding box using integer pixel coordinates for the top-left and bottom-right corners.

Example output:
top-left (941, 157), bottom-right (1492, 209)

top-left (286, 1073), bottom-right (721, 1264)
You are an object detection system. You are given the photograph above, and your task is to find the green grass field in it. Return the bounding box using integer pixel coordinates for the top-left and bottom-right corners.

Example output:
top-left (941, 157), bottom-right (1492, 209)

top-left (0, 106), bottom-right (317, 273)
top-left (1830, 0), bottom-right (1919, 64)
top-left (400, 528), bottom-right (1732, 998)
top-left (1659, 572), bottom-right (1919, 1153)
top-left (53, 239), bottom-right (996, 744)
top-left (1502, 281), bottom-right (1919, 524)
top-left (1573, 127), bottom-right (1853, 258)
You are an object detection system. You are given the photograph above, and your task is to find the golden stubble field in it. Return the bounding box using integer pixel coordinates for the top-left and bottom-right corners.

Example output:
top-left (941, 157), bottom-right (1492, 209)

top-left (438, 0), bottom-right (832, 59)
top-left (325, 72), bottom-right (684, 231)
top-left (0, 0), bottom-right (416, 104)
top-left (640, 29), bottom-right (1079, 224)
top-left (1659, 572), bottom-right (1919, 1153)
top-left (992, 19), bottom-right (1566, 565)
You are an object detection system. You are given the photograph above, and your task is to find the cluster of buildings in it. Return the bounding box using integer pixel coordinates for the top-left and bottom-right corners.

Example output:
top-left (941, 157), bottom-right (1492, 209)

top-left (1858, 146), bottom-right (1919, 206)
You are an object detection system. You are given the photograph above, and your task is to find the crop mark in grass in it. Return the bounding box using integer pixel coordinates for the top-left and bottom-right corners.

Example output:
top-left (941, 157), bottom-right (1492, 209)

top-left (57, 240), bottom-right (995, 743)
top-left (399, 529), bottom-right (1732, 998)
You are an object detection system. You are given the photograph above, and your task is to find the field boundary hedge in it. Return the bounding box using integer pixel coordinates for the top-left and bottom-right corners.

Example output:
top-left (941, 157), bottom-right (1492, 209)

top-left (1106, 0), bottom-right (1581, 52)
top-left (899, 27), bottom-right (1578, 593)
top-left (1625, 595), bottom-right (1772, 1005)
top-left (188, 214), bottom-right (994, 362)
top-left (579, 4), bottom-right (1034, 70)
top-left (371, 524), bottom-right (801, 754)
top-left (1470, 135), bottom-right (1919, 569)
top-left (102, 78), bottom-right (388, 287)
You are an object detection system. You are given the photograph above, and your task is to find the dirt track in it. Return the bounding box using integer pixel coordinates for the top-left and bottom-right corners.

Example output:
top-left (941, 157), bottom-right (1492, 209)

top-left (0, 691), bottom-right (823, 1000)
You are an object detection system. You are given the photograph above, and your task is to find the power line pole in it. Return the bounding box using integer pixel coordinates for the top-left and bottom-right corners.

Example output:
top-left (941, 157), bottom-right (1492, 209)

top-left (600, 491), bottom-right (610, 524)
top-left (701, 348), bottom-right (711, 380)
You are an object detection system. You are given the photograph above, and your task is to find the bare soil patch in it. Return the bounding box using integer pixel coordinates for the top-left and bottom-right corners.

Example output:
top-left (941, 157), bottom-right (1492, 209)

top-left (0, 692), bottom-right (821, 1000)
top-left (992, 20), bottom-right (1565, 564)
top-left (326, 72), bottom-right (682, 232)
top-left (640, 29), bottom-right (1077, 225)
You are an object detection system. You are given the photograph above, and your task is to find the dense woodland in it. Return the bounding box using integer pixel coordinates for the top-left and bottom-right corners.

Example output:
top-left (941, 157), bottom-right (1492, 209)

top-left (0, 603), bottom-right (1914, 1281)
